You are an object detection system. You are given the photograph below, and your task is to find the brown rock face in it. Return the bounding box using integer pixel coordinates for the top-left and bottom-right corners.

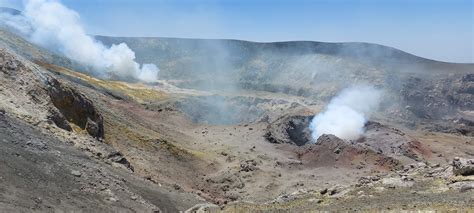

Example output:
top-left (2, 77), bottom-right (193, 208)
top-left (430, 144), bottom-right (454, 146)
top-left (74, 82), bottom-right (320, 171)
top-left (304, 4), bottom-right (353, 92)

top-left (47, 109), bottom-right (73, 132)
top-left (298, 134), bottom-right (400, 170)
top-left (47, 78), bottom-right (104, 138)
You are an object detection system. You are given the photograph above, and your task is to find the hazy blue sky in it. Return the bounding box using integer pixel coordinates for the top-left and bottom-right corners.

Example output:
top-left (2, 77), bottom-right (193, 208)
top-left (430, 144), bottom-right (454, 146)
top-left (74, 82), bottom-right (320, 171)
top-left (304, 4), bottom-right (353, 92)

top-left (2, 0), bottom-right (473, 63)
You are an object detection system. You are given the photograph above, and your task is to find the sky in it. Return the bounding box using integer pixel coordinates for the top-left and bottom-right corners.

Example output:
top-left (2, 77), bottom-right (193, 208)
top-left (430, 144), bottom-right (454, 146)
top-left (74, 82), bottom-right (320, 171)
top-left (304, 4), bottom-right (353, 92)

top-left (1, 0), bottom-right (473, 63)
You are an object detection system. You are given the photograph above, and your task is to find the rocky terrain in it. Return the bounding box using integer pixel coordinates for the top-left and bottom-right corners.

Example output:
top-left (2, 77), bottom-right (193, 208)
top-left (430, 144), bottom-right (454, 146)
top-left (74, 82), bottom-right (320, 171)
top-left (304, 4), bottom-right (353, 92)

top-left (0, 24), bottom-right (473, 212)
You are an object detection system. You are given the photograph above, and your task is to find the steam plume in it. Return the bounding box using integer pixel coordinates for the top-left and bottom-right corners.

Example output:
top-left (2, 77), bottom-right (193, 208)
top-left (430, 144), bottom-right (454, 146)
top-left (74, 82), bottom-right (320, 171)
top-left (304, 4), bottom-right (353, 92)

top-left (309, 85), bottom-right (382, 141)
top-left (1, 0), bottom-right (159, 82)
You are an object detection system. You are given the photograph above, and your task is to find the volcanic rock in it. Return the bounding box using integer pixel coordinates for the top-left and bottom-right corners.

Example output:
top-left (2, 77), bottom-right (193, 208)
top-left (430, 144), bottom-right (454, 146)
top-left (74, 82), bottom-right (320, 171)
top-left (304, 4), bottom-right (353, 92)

top-left (265, 115), bottom-right (313, 146)
top-left (362, 121), bottom-right (431, 162)
top-left (240, 159), bottom-right (258, 172)
top-left (47, 78), bottom-right (104, 138)
top-left (47, 109), bottom-right (72, 131)
top-left (107, 151), bottom-right (134, 172)
top-left (71, 170), bottom-right (82, 177)
top-left (185, 203), bottom-right (220, 213)
top-left (298, 134), bottom-right (400, 170)
top-left (85, 118), bottom-right (100, 138)
top-left (460, 183), bottom-right (474, 192)
top-left (400, 75), bottom-right (474, 119)
top-left (452, 157), bottom-right (474, 176)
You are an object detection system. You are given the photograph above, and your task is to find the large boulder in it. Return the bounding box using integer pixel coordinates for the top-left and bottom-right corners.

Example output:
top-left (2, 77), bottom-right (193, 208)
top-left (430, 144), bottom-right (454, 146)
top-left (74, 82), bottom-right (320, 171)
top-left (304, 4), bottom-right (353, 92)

top-left (453, 157), bottom-right (474, 176)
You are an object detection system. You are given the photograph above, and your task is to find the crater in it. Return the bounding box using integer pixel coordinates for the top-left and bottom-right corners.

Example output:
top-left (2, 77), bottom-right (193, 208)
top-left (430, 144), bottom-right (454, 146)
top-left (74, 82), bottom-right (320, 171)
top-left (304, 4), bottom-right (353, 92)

top-left (175, 95), bottom-right (265, 125)
top-left (265, 115), bottom-right (314, 146)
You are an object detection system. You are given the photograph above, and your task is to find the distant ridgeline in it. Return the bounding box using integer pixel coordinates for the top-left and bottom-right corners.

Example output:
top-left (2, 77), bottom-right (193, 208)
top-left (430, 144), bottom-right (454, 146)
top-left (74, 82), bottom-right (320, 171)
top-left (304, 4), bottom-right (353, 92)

top-left (96, 35), bottom-right (473, 90)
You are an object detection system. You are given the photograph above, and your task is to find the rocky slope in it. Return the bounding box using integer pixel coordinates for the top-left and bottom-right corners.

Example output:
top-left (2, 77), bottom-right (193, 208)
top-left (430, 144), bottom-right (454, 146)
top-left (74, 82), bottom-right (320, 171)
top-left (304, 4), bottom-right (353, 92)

top-left (0, 26), bottom-right (473, 211)
top-left (0, 47), bottom-right (203, 211)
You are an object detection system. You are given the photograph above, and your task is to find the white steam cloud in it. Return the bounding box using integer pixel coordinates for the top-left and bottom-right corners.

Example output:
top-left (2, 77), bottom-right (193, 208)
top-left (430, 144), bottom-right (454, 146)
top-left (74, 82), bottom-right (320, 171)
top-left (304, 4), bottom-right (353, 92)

top-left (309, 85), bottom-right (382, 141)
top-left (1, 0), bottom-right (158, 82)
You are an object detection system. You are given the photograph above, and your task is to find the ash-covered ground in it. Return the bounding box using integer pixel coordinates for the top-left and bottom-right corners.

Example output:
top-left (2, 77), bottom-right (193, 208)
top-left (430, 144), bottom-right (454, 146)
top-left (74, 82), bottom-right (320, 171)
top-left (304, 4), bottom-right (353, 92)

top-left (0, 23), bottom-right (473, 212)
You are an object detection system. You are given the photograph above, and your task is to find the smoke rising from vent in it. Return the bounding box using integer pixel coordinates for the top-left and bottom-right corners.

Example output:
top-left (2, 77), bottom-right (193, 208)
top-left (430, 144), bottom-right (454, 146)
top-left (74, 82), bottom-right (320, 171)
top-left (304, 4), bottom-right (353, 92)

top-left (1, 0), bottom-right (159, 82)
top-left (309, 86), bottom-right (382, 141)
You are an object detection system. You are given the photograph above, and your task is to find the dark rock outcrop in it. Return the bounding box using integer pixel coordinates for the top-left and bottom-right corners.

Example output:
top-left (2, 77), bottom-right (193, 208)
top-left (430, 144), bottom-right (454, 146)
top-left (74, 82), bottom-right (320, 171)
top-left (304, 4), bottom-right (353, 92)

top-left (85, 118), bottom-right (101, 138)
top-left (448, 74), bottom-right (474, 110)
top-left (47, 78), bottom-right (104, 138)
top-left (424, 118), bottom-right (474, 137)
top-left (265, 115), bottom-right (313, 146)
top-left (401, 74), bottom-right (474, 120)
top-left (107, 151), bottom-right (134, 172)
top-left (400, 77), bottom-right (452, 119)
top-left (47, 109), bottom-right (73, 131)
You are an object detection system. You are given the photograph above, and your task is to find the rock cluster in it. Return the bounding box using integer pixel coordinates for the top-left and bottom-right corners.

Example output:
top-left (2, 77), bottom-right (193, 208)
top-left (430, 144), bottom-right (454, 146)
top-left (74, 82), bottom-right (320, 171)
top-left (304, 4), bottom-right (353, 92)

top-left (453, 157), bottom-right (474, 176)
top-left (298, 134), bottom-right (400, 169)
top-left (401, 74), bottom-right (474, 119)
